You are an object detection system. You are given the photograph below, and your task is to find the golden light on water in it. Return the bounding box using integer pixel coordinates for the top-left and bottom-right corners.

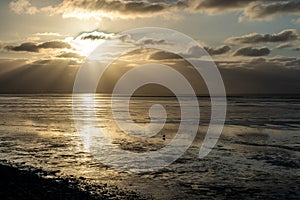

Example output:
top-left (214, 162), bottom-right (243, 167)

top-left (81, 93), bottom-right (95, 105)
top-left (78, 94), bottom-right (97, 151)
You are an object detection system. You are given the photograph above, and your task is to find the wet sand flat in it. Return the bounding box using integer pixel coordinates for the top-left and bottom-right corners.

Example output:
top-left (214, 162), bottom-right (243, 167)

top-left (0, 95), bottom-right (299, 199)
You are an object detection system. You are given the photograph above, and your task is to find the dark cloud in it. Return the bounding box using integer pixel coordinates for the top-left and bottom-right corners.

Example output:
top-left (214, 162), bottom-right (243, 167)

top-left (56, 52), bottom-right (84, 59)
top-left (149, 44), bottom-right (230, 60)
top-left (226, 29), bottom-right (298, 44)
top-left (244, 0), bottom-right (300, 20)
top-left (118, 34), bottom-right (170, 46)
top-left (294, 47), bottom-right (300, 51)
top-left (119, 34), bottom-right (131, 42)
top-left (80, 35), bottom-right (109, 40)
top-left (196, 0), bottom-right (300, 21)
top-left (9, 0), bottom-right (300, 22)
top-left (181, 44), bottom-right (230, 58)
top-left (75, 31), bottom-right (114, 40)
top-left (266, 57), bottom-right (300, 68)
top-left (195, 0), bottom-right (255, 12)
top-left (204, 45), bottom-right (231, 55)
top-left (4, 42), bottom-right (39, 52)
top-left (149, 51), bottom-right (181, 60)
top-left (54, 0), bottom-right (191, 19)
top-left (284, 58), bottom-right (300, 67)
top-left (233, 47), bottom-right (270, 57)
top-left (55, 0), bottom-right (256, 19)
top-left (217, 56), bottom-right (300, 70)
top-left (138, 38), bottom-right (167, 45)
top-left (38, 41), bottom-right (72, 49)
top-left (4, 41), bottom-right (72, 53)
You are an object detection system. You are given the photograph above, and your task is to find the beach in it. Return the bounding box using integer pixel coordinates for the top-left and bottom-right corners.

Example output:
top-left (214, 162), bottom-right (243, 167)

top-left (0, 163), bottom-right (146, 200)
top-left (0, 95), bottom-right (299, 199)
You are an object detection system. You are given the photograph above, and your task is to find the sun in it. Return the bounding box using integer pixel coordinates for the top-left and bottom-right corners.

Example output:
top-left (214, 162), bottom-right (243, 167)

top-left (65, 37), bottom-right (104, 57)
top-left (64, 31), bottom-right (115, 57)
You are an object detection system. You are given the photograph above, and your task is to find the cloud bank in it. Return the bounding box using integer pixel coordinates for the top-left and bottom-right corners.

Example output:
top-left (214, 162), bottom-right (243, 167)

top-left (4, 41), bottom-right (72, 53)
top-left (204, 45), bottom-right (231, 55)
top-left (226, 29), bottom-right (299, 44)
top-left (244, 1), bottom-right (300, 21)
top-left (9, 0), bottom-right (300, 21)
top-left (233, 47), bottom-right (270, 57)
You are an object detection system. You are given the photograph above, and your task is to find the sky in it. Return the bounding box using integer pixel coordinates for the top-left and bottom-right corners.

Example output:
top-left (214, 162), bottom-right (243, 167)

top-left (0, 0), bottom-right (300, 94)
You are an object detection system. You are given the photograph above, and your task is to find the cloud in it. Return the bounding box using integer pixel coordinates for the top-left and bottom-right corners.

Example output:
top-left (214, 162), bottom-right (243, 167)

top-left (149, 51), bottom-right (181, 60)
top-left (116, 33), bottom-right (170, 46)
top-left (38, 41), bottom-right (72, 49)
top-left (233, 46), bottom-right (270, 57)
top-left (56, 52), bottom-right (84, 59)
top-left (276, 43), bottom-right (294, 49)
top-left (181, 44), bottom-right (231, 58)
top-left (4, 40), bottom-right (72, 53)
top-left (243, 1), bottom-right (300, 21)
top-left (195, 0), bottom-right (300, 21)
top-left (148, 44), bottom-right (231, 60)
top-left (204, 45), bottom-right (231, 55)
top-left (51, 0), bottom-right (192, 19)
top-left (294, 47), bottom-right (300, 51)
top-left (195, 0), bottom-right (255, 13)
top-left (75, 31), bottom-right (115, 40)
top-left (262, 56), bottom-right (300, 68)
top-left (4, 42), bottom-right (39, 52)
top-left (34, 32), bottom-right (62, 37)
top-left (217, 56), bottom-right (300, 70)
top-left (265, 56), bottom-right (300, 68)
top-left (137, 38), bottom-right (168, 46)
top-left (226, 29), bottom-right (298, 44)
top-left (9, 0), bottom-right (38, 15)
top-left (9, 0), bottom-right (300, 22)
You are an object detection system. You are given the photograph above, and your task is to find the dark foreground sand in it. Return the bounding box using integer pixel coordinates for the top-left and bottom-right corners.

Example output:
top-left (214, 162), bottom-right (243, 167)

top-left (0, 164), bottom-right (146, 200)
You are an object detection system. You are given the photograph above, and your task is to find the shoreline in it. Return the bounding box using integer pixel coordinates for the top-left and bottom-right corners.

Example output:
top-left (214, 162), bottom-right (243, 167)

top-left (0, 163), bottom-right (146, 200)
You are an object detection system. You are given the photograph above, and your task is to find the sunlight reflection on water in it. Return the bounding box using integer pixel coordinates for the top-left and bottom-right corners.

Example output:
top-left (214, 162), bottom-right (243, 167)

top-left (0, 94), bottom-right (299, 199)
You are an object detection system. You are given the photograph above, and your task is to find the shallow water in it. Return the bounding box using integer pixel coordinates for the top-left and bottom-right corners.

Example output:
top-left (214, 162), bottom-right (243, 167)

top-left (0, 94), bottom-right (299, 199)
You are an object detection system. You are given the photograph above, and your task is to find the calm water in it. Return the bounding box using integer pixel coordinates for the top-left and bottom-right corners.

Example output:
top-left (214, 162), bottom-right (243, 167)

top-left (0, 94), bottom-right (299, 199)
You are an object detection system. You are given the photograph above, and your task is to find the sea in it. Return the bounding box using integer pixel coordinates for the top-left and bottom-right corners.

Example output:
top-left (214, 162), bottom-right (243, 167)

top-left (0, 94), bottom-right (299, 199)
